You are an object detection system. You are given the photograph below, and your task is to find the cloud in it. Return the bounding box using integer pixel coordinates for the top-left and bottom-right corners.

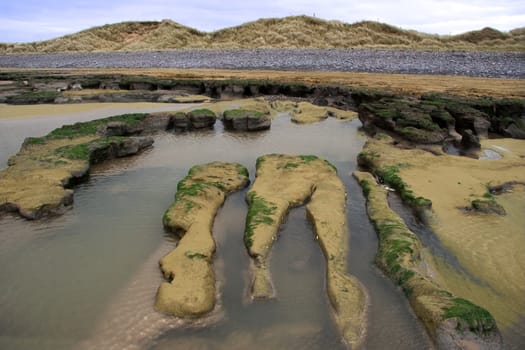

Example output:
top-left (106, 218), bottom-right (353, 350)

top-left (0, 0), bottom-right (524, 42)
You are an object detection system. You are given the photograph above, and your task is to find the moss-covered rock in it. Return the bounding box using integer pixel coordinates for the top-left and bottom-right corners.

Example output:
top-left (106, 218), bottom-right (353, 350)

top-left (358, 98), bottom-right (447, 144)
top-left (156, 162), bottom-right (249, 317)
top-left (5, 90), bottom-right (61, 104)
top-left (359, 93), bottom-right (525, 148)
top-left (187, 108), bottom-right (217, 129)
top-left (469, 198), bottom-right (506, 215)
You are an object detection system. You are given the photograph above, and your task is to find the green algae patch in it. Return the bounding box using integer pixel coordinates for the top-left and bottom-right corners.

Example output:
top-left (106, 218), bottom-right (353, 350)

top-left (353, 170), bottom-right (502, 348)
top-left (444, 298), bottom-right (497, 333)
top-left (223, 109), bottom-right (265, 119)
top-left (6, 90), bottom-right (60, 104)
top-left (360, 159), bottom-right (433, 212)
top-left (46, 113), bottom-right (148, 140)
top-left (222, 108), bottom-right (271, 131)
top-left (469, 197), bottom-right (506, 215)
top-left (244, 154), bottom-right (367, 348)
top-left (244, 191), bottom-right (276, 248)
top-left (157, 162), bottom-right (249, 318)
top-left (188, 108), bottom-right (215, 117)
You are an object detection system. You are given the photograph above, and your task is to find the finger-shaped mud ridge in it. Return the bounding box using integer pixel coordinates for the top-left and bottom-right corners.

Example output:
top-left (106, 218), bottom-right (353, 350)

top-left (244, 154), bottom-right (368, 348)
top-left (157, 162), bottom-right (249, 317)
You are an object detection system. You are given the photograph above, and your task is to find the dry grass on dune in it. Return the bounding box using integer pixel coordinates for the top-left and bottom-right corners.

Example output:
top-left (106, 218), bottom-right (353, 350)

top-left (1, 16), bottom-right (523, 53)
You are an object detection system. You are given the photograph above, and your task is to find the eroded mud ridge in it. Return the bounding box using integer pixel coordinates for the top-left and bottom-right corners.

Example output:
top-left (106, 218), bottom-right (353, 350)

top-left (157, 162), bottom-right (249, 317)
top-left (244, 154), bottom-right (367, 348)
top-left (357, 134), bottom-right (525, 344)
top-left (0, 109), bottom-right (221, 219)
top-left (354, 171), bottom-right (503, 349)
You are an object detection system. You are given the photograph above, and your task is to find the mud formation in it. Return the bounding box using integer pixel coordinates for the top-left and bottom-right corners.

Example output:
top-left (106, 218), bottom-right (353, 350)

top-left (157, 162), bottom-right (249, 317)
top-left (244, 154), bottom-right (367, 348)
top-left (222, 109), bottom-right (271, 131)
top-left (358, 93), bottom-right (525, 157)
top-left (0, 108), bottom-right (219, 219)
top-left (354, 171), bottom-right (503, 349)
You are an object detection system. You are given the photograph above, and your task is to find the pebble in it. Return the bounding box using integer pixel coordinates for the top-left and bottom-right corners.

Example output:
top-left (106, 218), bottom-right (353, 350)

top-left (0, 49), bottom-right (523, 79)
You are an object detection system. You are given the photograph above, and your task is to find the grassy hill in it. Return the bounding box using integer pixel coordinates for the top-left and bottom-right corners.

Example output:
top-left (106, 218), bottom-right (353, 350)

top-left (1, 16), bottom-right (523, 53)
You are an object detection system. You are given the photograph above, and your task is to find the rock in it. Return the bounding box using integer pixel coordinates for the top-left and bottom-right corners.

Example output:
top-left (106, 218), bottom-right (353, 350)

top-left (98, 121), bottom-right (143, 137)
top-left (188, 108), bottom-right (216, 129)
top-left (89, 137), bottom-right (153, 164)
top-left (358, 98), bottom-right (446, 144)
top-left (69, 82), bottom-right (82, 90)
top-left (460, 129), bottom-right (481, 149)
top-left (470, 199), bottom-right (506, 215)
top-left (141, 113), bottom-right (172, 132)
top-left (157, 95), bottom-right (175, 103)
top-left (503, 123), bottom-right (525, 139)
top-left (54, 97), bottom-right (69, 104)
top-left (445, 104), bottom-right (491, 138)
top-left (223, 109), bottom-right (271, 131)
top-left (171, 112), bottom-right (189, 129)
top-left (130, 82), bottom-right (155, 91)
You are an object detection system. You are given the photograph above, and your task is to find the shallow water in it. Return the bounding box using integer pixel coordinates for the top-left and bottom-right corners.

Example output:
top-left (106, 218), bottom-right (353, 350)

top-left (0, 104), bottom-right (433, 349)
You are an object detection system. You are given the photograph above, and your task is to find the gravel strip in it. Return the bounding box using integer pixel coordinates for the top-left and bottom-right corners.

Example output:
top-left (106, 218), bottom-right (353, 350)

top-left (0, 49), bottom-right (524, 79)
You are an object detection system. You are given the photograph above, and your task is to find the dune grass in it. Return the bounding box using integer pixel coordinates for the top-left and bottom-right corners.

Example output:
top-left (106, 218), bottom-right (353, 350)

top-left (1, 16), bottom-right (523, 53)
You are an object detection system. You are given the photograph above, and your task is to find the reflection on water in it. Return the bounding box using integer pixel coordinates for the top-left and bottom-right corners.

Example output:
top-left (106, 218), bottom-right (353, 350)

top-left (0, 105), bottom-right (433, 349)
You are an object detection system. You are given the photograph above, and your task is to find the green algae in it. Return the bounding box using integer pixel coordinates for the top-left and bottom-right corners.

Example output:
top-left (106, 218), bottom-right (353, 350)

top-left (244, 191), bottom-right (276, 248)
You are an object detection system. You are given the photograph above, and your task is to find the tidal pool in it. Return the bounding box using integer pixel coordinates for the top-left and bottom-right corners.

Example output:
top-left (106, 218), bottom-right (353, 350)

top-left (0, 103), bottom-right (433, 349)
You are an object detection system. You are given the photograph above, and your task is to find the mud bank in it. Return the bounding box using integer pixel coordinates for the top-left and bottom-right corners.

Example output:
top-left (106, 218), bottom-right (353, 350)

top-left (244, 154), bottom-right (367, 348)
top-left (0, 109), bottom-right (220, 219)
top-left (357, 134), bottom-right (525, 344)
top-left (354, 171), bottom-right (502, 349)
top-left (157, 162), bottom-right (249, 317)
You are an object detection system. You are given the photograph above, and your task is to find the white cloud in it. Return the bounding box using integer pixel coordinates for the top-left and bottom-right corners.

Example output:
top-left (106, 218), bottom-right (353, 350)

top-left (0, 0), bottom-right (523, 42)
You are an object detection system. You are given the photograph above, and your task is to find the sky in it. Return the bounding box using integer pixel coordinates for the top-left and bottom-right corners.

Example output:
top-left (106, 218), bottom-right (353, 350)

top-left (1, 0), bottom-right (524, 43)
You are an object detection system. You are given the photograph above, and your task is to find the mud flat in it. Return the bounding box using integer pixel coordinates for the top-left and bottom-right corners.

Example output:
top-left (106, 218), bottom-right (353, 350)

top-left (157, 162), bottom-right (249, 317)
top-left (357, 134), bottom-right (525, 343)
top-left (244, 154), bottom-right (367, 348)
